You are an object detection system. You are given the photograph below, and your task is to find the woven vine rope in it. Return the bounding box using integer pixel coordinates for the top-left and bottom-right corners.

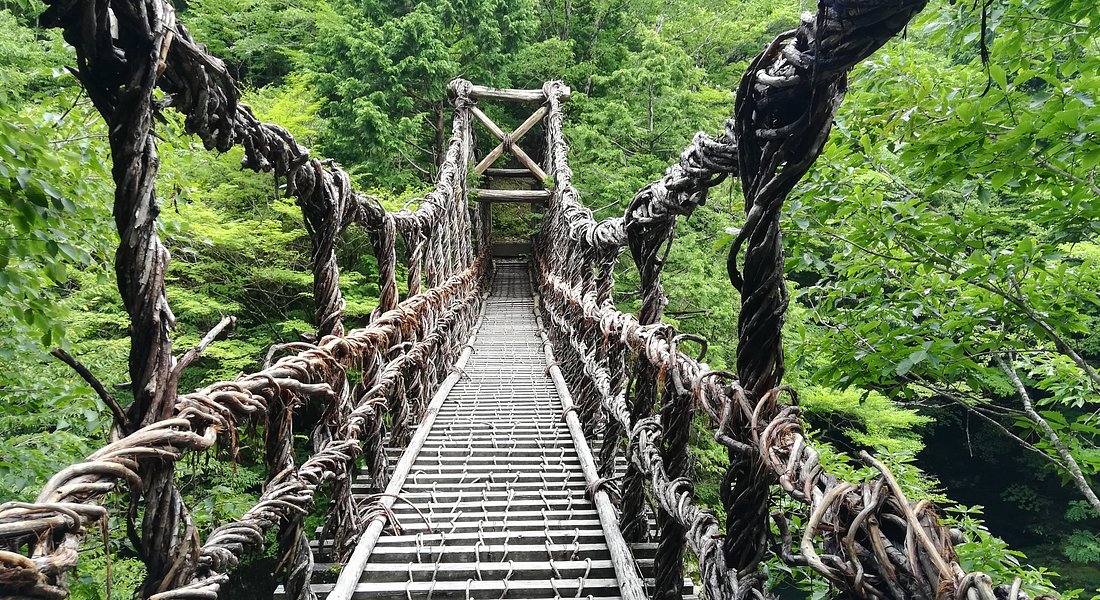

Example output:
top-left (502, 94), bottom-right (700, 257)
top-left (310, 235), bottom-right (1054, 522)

top-left (0, 0), bottom-right (483, 596)
top-left (534, 2), bottom-right (1035, 597)
top-left (0, 0), bottom-right (1049, 599)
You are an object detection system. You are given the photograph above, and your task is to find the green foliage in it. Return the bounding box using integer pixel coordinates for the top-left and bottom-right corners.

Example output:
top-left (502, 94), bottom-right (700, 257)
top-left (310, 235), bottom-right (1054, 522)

top-left (778, 0), bottom-right (1100, 587)
top-left (306, 0), bottom-right (540, 182)
top-left (70, 547), bottom-right (146, 600)
top-left (1067, 500), bottom-right (1099, 523)
top-left (0, 41), bottom-right (113, 347)
top-left (798, 386), bottom-right (929, 455)
top-left (180, 0), bottom-right (344, 86)
top-left (180, 459), bottom-right (266, 530)
top-left (4, 0), bottom-right (1098, 595)
top-left (1064, 530), bottom-right (1100, 565)
top-left (946, 504), bottom-right (1059, 593)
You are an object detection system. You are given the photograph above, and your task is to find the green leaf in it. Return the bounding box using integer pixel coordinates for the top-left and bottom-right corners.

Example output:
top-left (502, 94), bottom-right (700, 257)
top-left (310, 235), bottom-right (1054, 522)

top-left (990, 64), bottom-right (1007, 90)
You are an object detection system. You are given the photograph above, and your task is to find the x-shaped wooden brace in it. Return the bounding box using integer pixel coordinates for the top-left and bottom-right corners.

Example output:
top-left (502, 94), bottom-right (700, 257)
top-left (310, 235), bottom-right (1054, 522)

top-left (470, 105), bottom-right (549, 182)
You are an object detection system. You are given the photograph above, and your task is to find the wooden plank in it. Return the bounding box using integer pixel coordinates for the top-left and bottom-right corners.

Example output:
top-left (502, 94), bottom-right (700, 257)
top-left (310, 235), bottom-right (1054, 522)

top-left (366, 542), bottom-right (613, 560)
top-left (403, 463), bottom-right (583, 473)
top-left (359, 562), bottom-right (618, 584)
top-left (513, 147), bottom-right (549, 182)
top-left (471, 189), bottom-right (551, 203)
top-left (351, 577), bottom-right (619, 592)
top-left (320, 558), bottom-right (657, 572)
top-left (422, 431), bottom-right (568, 440)
top-left (308, 538), bottom-right (659, 558)
top-left (391, 515), bottom-right (601, 526)
top-left (485, 168), bottom-right (537, 177)
top-left (404, 473), bottom-right (584, 484)
top-left (369, 529), bottom-right (608, 544)
top-left (379, 489), bottom-right (583, 500)
top-left (469, 84), bottom-right (572, 102)
top-left (394, 508), bottom-right (600, 519)
top-left (363, 559), bottom-right (617, 573)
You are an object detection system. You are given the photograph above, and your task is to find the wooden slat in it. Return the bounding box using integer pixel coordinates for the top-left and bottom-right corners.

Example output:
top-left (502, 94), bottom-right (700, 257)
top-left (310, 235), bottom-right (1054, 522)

top-left (348, 577), bottom-right (620, 593)
top-left (471, 189), bottom-right (551, 203)
top-left (485, 168), bottom-right (537, 178)
top-left (369, 530), bottom-right (608, 544)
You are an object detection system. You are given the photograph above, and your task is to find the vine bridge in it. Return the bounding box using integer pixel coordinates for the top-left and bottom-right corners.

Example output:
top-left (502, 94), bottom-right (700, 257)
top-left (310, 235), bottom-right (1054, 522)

top-left (0, 0), bottom-right (1038, 599)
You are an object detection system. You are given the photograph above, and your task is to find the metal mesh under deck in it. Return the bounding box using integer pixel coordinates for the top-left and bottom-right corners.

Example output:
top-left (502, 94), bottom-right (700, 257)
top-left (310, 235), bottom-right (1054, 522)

top-left (306, 260), bottom-right (638, 599)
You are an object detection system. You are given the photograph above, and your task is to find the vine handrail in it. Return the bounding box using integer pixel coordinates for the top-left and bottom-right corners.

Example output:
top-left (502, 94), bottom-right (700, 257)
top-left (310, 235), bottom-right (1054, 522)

top-left (0, 0), bottom-right (1055, 599)
top-left (532, 1), bottom-right (1036, 598)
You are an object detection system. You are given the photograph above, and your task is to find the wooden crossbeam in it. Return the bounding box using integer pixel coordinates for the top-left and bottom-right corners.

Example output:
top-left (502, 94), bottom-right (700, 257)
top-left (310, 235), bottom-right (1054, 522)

top-left (484, 168), bottom-right (535, 177)
top-left (468, 84), bottom-right (571, 102)
top-left (471, 189), bottom-right (551, 203)
top-left (471, 105), bottom-right (549, 182)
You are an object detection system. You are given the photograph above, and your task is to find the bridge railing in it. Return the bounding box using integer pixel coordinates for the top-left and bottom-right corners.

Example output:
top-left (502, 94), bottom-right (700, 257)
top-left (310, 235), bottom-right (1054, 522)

top-left (0, 1), bottom-right (489, 597)
top-left (531, 3), bottom-right (1035, 598)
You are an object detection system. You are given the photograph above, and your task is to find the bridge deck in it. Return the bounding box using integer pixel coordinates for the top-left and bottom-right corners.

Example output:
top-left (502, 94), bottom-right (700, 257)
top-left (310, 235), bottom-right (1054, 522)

top-left (306, 260), bottom-right (640, 599)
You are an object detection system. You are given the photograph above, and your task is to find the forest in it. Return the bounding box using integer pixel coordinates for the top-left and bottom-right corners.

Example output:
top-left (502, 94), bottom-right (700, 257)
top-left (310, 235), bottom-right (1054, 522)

top-left (0, 0), bottom-right (1098, 597)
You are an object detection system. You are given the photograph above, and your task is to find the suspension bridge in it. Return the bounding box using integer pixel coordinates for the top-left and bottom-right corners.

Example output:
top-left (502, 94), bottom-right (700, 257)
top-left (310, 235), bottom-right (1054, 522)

top-left (0, 0), bottom-right (1039, 599)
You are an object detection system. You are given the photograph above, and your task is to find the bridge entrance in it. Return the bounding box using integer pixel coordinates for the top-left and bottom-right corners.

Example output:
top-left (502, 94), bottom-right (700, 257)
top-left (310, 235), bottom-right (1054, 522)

top-left (459, 85), bottom-right (561, 259)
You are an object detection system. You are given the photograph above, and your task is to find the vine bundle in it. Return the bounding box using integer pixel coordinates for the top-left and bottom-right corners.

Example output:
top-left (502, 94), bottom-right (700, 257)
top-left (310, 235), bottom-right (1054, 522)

top-left (535, 2), bottom-right (1037, 600)
top-left (0, 0), bottom-right (1048, 599)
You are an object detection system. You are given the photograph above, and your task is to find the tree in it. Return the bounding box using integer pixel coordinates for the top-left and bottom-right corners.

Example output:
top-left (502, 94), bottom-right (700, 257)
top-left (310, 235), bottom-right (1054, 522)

top-left (783, 0), bottom-right (1100, 580)
top-left (307, 0), bottom-right (539, 184)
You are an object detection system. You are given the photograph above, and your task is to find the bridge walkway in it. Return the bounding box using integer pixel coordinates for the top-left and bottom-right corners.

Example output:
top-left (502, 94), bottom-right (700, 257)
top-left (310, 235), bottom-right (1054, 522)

top-left (301, 260), bottom-right (659, 599)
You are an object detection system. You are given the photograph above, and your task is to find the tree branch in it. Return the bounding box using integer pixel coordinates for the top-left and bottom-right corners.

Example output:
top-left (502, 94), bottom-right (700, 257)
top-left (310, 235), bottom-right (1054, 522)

top-left (997, 355), bottom-right (1100, 514)
top-left (51, 348), bottom-right (129, 431)
top-left (171, 316), bottom-right (237, 382)
top-left (1033, 156), bottom-right (1100, 197)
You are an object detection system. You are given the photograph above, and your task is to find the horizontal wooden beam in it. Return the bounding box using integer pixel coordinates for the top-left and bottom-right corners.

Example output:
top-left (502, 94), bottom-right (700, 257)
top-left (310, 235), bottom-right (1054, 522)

top-left (468, 84), bottom-right (572, 102)
top-left (492, 242), bottom-right (534, 257)
top-left (485, 168), bottom-right (538, 178)
top-left (471, 189), bottom-right (552, 203)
